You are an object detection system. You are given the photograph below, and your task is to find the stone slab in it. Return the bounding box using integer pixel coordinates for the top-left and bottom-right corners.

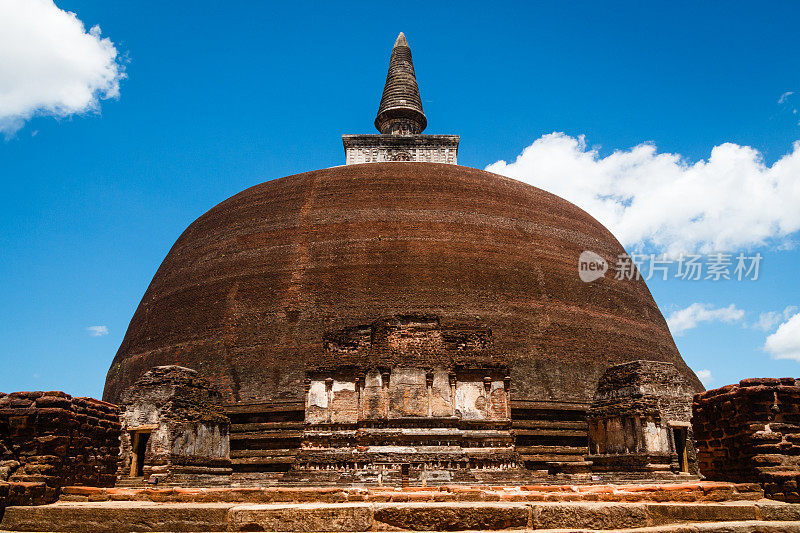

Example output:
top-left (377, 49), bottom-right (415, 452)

top-left (532, 522), bottom-right (800, 532)
top-left (646, 502), bottom-right (759, 524)
top-left (373, 502), bottom-right (529, 530)
top-left (4, 499), bottom-right (800, 532)
top-left (56, 481), bottom-right (764, 504)
top-left (228, 503), bottom-right (373, 532)
top-left (532, 502), bottom-right (649, 530)
top-left (0, 501), bottom-right (233, 532)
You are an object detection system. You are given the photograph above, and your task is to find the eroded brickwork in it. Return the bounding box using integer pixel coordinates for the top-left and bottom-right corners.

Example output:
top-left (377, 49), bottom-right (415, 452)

top-left (693, 377), bottom-right (800, 502)
top-left (587, 361), bottom-right (697, 478)
top-left (118, 366), bottom-right (231, 484)
top-left (291, 315), bottom-right (517, 484)
top-left (0, 391), bottom-right (119, 502)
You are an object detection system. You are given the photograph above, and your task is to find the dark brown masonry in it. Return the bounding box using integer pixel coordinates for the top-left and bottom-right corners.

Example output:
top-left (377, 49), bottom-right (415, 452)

top-left (6, 35), bottom-right (797, 531)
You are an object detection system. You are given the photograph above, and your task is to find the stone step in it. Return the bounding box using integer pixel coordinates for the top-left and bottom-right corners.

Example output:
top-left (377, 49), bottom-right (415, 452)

top-left (516, 445), bottom-right (589, 455)
top-left (519, 454), bottom-right (588, 463)
top-left (3, 500), bottom-right (800, 532)
top-left (0, 501), bottom-right (234, 532)
top-left (231, 448), bottom-right (299, 459)
top-left (232, 456), bottom-right (296, 466)
top-left (513, 429), bottom-right (588, 437)
top-left (230, 421), bottom-right (305, 432)
top-left (223, 401), bottom-right (304, 415)
top-left (230, 430), bottom-right (303, 441)
top-left (512, 420), bottom-right (588, 430)
top-left (53, 481), bottom-right (765, 504)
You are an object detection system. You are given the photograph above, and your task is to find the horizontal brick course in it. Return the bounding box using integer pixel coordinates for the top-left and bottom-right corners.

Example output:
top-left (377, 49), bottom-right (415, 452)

top-left (693, 379), bottom-right (800, 502)
top-left (0, 391), bottom-right (120, 508)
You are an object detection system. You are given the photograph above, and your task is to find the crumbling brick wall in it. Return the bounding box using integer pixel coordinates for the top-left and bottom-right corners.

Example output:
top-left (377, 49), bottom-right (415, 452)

top-left (0, 391), bottom-right (119, 503)
top-left (119, 366), bottom-right (231, 483)
top-left (693, 378), bottom-right (800, 502)
top-left (588, 361), bottom-right (698, 476)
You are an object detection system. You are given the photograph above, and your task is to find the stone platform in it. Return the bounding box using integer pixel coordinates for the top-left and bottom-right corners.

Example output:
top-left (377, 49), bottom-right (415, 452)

top-left (2, 482), bottom-right (800, 531)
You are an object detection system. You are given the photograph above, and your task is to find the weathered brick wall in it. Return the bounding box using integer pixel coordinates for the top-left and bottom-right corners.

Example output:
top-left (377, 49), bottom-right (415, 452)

top-left (119, 366), bottom-right (231, 483)
top-left (587, 361), bottom-right (697, 476)
top-left (0, 391), bottom-right (120, 500)
top-left (693, 378), bottom-right (800, 502)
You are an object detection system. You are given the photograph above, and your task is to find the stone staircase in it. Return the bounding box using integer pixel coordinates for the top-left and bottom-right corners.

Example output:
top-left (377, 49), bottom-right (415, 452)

top-left (3, 482), bottom-right (800, 532)
top-left (511, 400), bottom-right (591, 472)
top-left (224, 401), bottom-right (304, 477)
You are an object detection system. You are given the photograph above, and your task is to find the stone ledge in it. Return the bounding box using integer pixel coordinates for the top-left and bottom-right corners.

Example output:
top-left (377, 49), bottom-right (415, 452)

top-left (373, 502), bottom-right (529, 531)
top-left (230, 503), bottom-right (373, 532)
top-left (0, 501), bottom-right (234, 532)
top-left (4, 500), bottom-right (800, 532)
top-left (56, 482), bottom-right (764, 504)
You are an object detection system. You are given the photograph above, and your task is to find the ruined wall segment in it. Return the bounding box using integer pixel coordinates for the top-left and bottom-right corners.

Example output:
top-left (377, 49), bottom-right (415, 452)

top-left (118, 366), bottom-right (231, 484)
top-left (693, 377), bottom-right (800, 502)
top-left (0, 391), bottom-right (119, 499)
top-left (588, 361), bottom-right (697, 478)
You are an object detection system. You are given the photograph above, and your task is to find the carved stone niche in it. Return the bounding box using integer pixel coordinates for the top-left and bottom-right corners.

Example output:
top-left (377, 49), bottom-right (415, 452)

top-left (586, 361), bottom-right (697, 477)
top-left (118, 365), bottom-right (231, 484)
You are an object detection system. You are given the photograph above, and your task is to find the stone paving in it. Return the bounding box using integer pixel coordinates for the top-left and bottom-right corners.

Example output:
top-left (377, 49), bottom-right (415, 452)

top-left (54, 481), bottom-right (767, 504)
top-left (2, 482), bottom-right (800, 531)
top-left (2, 499), bottom-right (800, 532)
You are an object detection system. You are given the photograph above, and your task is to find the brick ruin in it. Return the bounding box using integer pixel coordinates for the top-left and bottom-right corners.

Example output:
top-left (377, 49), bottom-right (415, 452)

top-left (4, 368), bottom-right (800, 507)
top-left (587, 361), bottom-right (697, 479)
top-left (290, 315), bottom-right (517, 485)
top-left (693, 378), bottom-right (800, 502)
top-left (117, 366), bottom-right (231, 486)
top-left (0, 392), bottom-right (119, 504)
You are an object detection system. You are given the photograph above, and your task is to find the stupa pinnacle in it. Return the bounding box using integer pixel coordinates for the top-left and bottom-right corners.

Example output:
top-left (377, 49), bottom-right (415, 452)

top-left (343, 32), bottom-right (459, 164)
top-left (375, 32), bottom-right (427, 135)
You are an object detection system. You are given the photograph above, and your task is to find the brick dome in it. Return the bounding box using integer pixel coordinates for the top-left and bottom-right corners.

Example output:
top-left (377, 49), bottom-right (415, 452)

top-left (103, 163), bottom-right (702, 404)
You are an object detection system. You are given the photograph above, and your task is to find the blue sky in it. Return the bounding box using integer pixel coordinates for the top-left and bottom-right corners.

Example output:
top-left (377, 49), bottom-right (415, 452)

top-left (1, 1), bottom-right (799, 398)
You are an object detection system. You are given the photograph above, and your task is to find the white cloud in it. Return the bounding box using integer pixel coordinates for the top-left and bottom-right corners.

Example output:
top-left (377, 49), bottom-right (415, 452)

top-left (753, 306), bottom-right (799, 332)
top-left (695, 369), bottom-right (714, 386)
top-left (779, 91), bottom-right (794, 104)
top-left (0, 0), bottom-right (125, 136)
top-left (486, 133), bottom-right (800, 255)
top-left (764, 312), bottom-right (800, 361)
top-left (86, 325), bottom-right (108, 337)
top-left (666, 303), bottom-right (745, 336)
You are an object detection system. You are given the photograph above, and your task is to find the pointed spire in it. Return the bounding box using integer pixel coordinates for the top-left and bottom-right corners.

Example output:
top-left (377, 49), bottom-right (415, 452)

top-left (375, 32), bottom-right (427, 135)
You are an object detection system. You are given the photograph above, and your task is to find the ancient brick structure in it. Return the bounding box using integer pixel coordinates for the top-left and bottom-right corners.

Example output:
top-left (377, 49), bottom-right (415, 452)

top-left (102, 159), bottom-right (701, 410)
top-left (343, 33), bottom-right (459, 164)
top-left (101, 30), bottom-right (703, 483)
top-left (288, 315), bottom-right (517, 484)
top-left (693, 378), bottom-right (800, 502)
top-left (587, 361), bottom-right (697, 478)
top-left (4, 28), bottom-right (800, 533)
top-left (0, 391), bottom-right (119, 500)
top-left (117, 366), bottom-right (231, 485)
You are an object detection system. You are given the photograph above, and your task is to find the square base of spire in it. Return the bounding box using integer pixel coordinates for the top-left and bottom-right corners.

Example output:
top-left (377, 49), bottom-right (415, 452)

top-left (342, 134), bottom-right (459, 165)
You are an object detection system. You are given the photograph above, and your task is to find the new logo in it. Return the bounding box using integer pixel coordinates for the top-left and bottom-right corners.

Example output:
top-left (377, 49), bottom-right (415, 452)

top-left (578, 251), bottom-right (608, 282)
